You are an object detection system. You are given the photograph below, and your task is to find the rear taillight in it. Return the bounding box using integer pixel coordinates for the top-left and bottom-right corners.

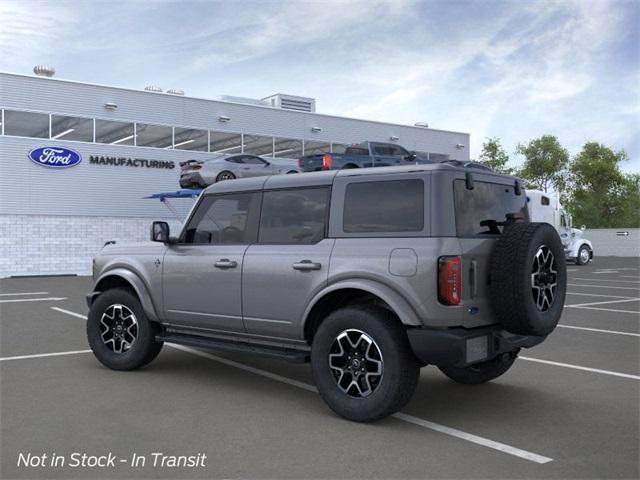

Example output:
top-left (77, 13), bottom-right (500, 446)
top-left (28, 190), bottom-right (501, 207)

top-left (438, 256), bottom-right (461, 305)
top-left (322, 154), bottom-right (332, 170)
top-left (297, 158), bottom-right (302, 168)
top-left (192, 165), bottom-right (202, 170)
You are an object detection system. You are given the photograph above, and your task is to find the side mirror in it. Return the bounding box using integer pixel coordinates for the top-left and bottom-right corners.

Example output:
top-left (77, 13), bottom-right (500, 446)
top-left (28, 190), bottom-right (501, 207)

top-left (151, 221), bottom-right (170, 243)
top-left (406, 151), bottom-right (417, 161)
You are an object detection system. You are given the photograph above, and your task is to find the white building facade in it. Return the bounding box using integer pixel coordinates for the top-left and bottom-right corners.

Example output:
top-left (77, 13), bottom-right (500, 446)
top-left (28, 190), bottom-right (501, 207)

top-left (0, 72), bottom-right (470, 277)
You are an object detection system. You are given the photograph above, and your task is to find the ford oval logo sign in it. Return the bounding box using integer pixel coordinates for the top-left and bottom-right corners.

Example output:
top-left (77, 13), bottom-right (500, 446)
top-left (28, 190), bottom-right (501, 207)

top-left (28, 146), bottom-right (82, 168)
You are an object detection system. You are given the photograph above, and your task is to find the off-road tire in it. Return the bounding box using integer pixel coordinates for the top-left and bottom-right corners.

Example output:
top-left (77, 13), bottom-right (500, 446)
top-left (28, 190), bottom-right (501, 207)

top-left (438, 353), bottom-right (517, 385)
top-left (311, 306), bottom-right (420, 422)
top-left (490, 222), bottom-right (566, 336)
top-left (576, 245), bottom-right (591, 265)
top-left (87, 288), bottom-right (163, 371)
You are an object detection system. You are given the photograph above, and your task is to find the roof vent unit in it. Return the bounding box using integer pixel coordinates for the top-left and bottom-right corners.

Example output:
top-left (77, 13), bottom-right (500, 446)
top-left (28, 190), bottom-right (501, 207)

top-left (167, 89), bottom-right (184, 95)
top-left (262, 94), bottom-right (316, 113)
top-left (144, 85), bottom-right (163, 93)
top-left (33, 65), bottom-right (55, 77)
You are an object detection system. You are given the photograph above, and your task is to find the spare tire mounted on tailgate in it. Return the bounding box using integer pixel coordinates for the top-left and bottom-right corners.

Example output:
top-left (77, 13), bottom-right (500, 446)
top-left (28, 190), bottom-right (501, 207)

top-left (490, 222), bottom-right (566, 336)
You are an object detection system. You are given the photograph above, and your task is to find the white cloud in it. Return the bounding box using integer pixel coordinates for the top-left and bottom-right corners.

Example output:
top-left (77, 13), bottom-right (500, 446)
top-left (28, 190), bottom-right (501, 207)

top-left (0, 1), bottom-right (77, 67)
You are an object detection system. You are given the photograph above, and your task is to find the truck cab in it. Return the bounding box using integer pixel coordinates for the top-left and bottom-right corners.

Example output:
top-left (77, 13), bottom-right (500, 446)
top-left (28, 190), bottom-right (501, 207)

top-left (527, 190), bottom-right (594, 265)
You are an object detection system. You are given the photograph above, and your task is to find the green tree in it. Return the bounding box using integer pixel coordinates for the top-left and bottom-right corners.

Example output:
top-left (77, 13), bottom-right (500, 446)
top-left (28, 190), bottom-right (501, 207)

top-left (478, 137), bottom-right (513, 174)
top-left (516, 135), bottom-right (569, 192)
top-left (565, 142), bottom-right (638, 228)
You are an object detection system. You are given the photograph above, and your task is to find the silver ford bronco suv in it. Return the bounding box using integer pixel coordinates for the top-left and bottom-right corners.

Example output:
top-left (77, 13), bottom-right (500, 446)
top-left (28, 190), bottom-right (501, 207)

top-left (87, 164), bottom-right (566, 422)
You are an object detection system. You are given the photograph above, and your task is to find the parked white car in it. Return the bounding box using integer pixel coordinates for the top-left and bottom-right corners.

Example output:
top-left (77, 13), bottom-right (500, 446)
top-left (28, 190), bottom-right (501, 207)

top-left (527, 190), bottom-right (594, 265)
top-left (179, 154), bottom-right (300, 188)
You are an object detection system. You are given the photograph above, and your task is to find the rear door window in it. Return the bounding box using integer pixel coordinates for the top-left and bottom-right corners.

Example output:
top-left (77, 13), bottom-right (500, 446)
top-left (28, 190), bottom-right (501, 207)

top-left (259, 188), bottom-right (329, 244)
top-left (454, 180), bottom-right (528, 236)
top-left (343, 179), bottom-right (424, 233)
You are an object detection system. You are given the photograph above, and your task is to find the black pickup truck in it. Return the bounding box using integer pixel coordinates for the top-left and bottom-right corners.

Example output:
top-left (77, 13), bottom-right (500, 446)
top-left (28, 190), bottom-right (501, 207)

top-left (297, 141), bottom-right (430, 171)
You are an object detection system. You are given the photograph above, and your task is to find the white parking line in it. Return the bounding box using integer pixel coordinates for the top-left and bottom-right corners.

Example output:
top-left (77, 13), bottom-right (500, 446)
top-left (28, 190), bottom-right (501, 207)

top-left (568, 283), bottom-right (640, 291)
top-left (520, 357), bottom-right (640, 380)
top-left (567, 305), bottom-right (640, 315)
top-left (557, 324), bottom-right (640, 337)
top-left (170, 344), bottom-right (553, 464)
top-left (567, 298), bottom-right (640, 308)
top-left (593, 271), bottom-right (619, 274)
top-left (393, 413), bottom-right (552, 464)
top-left (0, 350), bottom-right (92, 362)
top-left (566, 292), bottom-right (636, 299)
top-left (44, 308), bottom-right (553, 464)
top-left (574, 278), bottom-right (640, 284)
top-left (620, 275), bottom-right (640, 279)
top-left (0, 291), bottom-right (49, 296)
top-left (51, 307), bottom-right (88, 319)
top-left (0, 297), bottom-right (67, 304)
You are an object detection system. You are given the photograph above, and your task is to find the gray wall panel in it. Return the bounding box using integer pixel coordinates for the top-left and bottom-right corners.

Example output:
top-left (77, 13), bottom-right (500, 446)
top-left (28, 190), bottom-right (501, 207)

top-left (584, 229), bottom-right (640, 257)
top-left (1, 72), bottom-right (470, 160)
top-left (1, 136), bottom-right (197, 217)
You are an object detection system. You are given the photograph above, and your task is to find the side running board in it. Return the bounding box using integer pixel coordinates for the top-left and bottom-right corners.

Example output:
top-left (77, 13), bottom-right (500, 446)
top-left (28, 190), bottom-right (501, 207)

top-left (157, 333), bottom-right (310, 363)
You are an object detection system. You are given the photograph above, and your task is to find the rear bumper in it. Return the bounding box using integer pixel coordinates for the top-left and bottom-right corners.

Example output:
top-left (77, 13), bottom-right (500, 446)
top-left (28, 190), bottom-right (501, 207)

top-left (407, 325), bottom-right (546, 368)
top-left (179, 172), bottom-right (205, 188)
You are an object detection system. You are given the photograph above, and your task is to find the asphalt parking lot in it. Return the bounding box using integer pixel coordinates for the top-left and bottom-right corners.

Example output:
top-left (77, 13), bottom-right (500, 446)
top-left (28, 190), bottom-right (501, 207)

top-left (1, 256), bottom-right (638, 479)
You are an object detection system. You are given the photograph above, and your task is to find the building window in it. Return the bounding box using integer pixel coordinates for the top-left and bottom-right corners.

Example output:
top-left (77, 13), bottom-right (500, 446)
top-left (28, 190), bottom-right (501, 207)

top-left (95, 119), bottom-right (135, 145)
top-left (210, 131), bottom-right (243, 154)
top-left (273, 137), bottom-right (303, 158)
top-left (343, 180), bottom-right (424, 233)
top-left (259, 188), bottom-right (329, 244)
top-left (243, 134), bottom-right (274, 156)
top-left (3, 110), bottom-right (49, 138)
top-left (135, 123), bottom-right (173, 148)
top-left (303, 141), bottom-right (331, 156)
top-left (173, 127), bottom-right (208, 151)
top-left (51, 114), bottom-right (93, 142)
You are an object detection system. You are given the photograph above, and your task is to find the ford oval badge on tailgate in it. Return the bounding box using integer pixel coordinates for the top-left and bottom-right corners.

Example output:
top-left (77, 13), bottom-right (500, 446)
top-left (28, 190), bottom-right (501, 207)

top-left (28, 146), bottom-right (82, 168)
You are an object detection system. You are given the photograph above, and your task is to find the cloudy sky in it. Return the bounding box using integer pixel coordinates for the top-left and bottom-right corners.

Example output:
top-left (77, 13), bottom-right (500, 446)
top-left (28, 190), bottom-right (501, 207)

top-left (1, 0), bottom-right (638, 171)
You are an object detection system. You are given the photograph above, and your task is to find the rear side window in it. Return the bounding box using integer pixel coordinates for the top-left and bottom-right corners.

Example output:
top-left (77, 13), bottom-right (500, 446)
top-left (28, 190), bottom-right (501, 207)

top-left (345, 147), bottom-right (369, 156)
top-left (259, 188), bottom-right (329, 244)
top-left (343, 180), bottom-right (424, 233)
top-left (454, 180), bottom-right (528, 236)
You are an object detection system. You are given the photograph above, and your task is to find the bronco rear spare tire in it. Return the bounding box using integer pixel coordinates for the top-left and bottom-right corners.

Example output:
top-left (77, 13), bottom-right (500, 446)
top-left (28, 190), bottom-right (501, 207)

top-left (490, 222), bottom-right (566, 336)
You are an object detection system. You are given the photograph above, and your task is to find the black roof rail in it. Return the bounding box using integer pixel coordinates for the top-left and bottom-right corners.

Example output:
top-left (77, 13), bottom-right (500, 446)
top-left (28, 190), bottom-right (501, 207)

top-left (439, 159), bottom-right (494, 172)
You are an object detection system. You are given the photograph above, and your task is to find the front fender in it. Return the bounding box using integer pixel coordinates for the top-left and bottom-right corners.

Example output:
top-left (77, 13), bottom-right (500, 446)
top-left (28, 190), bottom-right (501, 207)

top-left (567, 239), bottom-right (593, 257)
top-left (302, 279), bottom-right (422, 332)
top-left (91, 268), bottom-right (160, 322)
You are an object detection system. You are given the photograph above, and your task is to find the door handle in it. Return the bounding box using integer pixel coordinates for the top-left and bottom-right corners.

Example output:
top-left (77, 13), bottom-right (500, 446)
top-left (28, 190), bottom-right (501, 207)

top-left (470, 260), bottom-right (477, 299)
top-left (293, 260), bottom-right (321, 271)
top-left (215, 259), bottom-right (237, 269)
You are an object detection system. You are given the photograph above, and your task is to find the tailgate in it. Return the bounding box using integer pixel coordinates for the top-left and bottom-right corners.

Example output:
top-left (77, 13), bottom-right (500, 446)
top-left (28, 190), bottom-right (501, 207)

top-left (458, 237), bottom-right (499, 328)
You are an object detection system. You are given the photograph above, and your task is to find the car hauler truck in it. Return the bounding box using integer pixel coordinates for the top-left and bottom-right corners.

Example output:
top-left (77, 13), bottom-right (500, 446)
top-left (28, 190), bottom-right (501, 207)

top-left (527, 190), bottom-right (594, 265)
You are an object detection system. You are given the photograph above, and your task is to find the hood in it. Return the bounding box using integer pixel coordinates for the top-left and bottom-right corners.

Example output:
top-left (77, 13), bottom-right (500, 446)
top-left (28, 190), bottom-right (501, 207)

top-left (98, 241), bottom-right (167, 256)
top-left (571, 228), bottom-right (584, 239)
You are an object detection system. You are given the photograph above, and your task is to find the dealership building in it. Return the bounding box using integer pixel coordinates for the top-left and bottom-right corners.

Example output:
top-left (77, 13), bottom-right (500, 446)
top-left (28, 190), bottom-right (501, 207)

top-left (0, 69), bottom-right (470, 278)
